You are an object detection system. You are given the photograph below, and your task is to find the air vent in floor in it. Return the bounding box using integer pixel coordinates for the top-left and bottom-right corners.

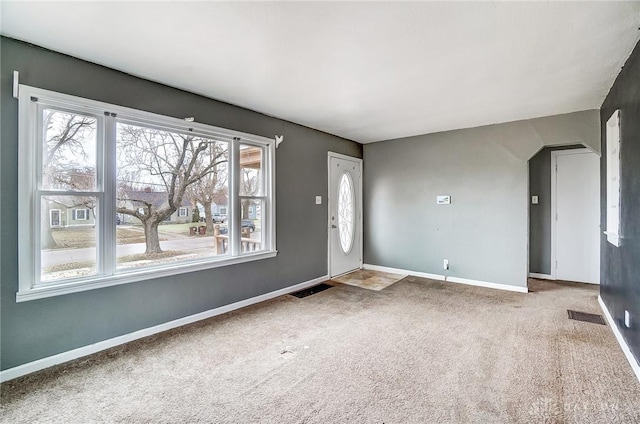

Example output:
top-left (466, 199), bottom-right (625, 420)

top-left (567, 310), bottom-right (606, 325)
top-left (290, 283), bottom-right (333, 298)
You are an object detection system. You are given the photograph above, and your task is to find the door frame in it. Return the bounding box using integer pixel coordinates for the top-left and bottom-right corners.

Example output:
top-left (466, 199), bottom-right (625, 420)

top-left (550, 148), bottom-right (598, 281)
top-left (327, 152), bottom-right (363, 278)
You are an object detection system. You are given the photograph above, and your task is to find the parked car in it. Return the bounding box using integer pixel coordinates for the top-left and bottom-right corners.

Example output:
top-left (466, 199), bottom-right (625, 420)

top-left (243, 220), bottom-right (256, 232)
top-left (212, 214), bottom-right (227, 223)
top-left (217, 220), bottom-right (255, 235)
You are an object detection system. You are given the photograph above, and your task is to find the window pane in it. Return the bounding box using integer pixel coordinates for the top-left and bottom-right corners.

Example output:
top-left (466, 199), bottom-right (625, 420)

top-left (42, 109), bottom-right (97, 191)
top-left (240, 144), bottom-right (263, 196)
top-left (41, 195), bottom-right (97, 282)
top-left (115, 122), bottom-right (229, 269)
top-left (240, 198), bottom-right (264, 253)
top-left (338, 172), bottom-right (355, 254)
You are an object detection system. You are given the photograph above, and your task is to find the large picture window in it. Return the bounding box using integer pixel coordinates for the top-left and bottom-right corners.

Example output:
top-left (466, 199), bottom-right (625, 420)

top-left (17, 85), bottom-right (276, 301)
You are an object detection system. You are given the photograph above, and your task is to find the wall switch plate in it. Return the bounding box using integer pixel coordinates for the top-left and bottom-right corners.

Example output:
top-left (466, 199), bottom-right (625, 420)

top-left (625, 310), bottom-right (631, 328)
top-left (443, 259), bottom-right (449, 270)
top-left (437, 195), bottom-right (451, 205)
top-left (532, 195), bottom-right (539, 204)
top-left (315, 196), bottom-right (322, 205)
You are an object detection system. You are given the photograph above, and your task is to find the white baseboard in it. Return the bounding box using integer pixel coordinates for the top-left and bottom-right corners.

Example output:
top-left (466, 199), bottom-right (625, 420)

top-left (363, 264), bottom-right (528, 293)
top-left (0, 275), bottom-right (329, 383)
top-left (363, 263), bottom-right (443, 281)
top-left (529, 272), bottom-right (554, 280)
top-left (446, 275), bottom-right (528, 293)
top-left (598, 295), bottom-right (640, 383)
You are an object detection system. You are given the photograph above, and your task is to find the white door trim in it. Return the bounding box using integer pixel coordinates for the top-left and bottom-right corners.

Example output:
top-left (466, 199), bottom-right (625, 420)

top-left (550, 148), bottom-right (597, 281)
top-left (327, 152), bottom-right (363, 278)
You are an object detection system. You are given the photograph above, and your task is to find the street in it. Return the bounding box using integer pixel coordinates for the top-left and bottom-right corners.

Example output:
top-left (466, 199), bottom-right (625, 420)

top-left (41, 232), bottom-right (262, 268)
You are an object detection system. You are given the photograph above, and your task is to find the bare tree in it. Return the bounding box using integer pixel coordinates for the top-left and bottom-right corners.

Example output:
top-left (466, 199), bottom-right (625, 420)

top-left (186, 143), bottom-right (228, 232)
top-left (241, 168), bottom-right (259, 220)
top-left (116, 124), bottom-right (227, 254)
top-left (40, 113), bottom-right (229, 255)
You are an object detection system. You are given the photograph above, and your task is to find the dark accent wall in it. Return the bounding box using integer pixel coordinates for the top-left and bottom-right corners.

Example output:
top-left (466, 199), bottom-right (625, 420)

top-left (600, 40), bottom-right (640, 365)
top-left (528, 145), bottom-right (583, 275)
top-left (0, 37), bottom-right (362, 370)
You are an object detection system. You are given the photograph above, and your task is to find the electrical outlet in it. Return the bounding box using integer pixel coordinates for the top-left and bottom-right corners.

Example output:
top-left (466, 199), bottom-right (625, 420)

top-left (315, 196), bottom-right (322, 205)
top-left (443, 259), bottom-right (449, 270)
top-left (625, 310), bottom-right (631, 328)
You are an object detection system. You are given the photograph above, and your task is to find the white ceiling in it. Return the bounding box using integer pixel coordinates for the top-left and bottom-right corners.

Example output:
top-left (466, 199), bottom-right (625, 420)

top-left (2, 1), bottom-right (639, 143)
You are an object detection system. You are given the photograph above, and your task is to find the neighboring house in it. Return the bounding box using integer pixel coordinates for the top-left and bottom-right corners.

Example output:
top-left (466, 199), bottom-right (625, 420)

top-left (119, 190), bottom-right (193, 224)
top-left (200, 191), bottom-right (256, 220)
top-left (211, 193), bottom-right (228, 216)
top-left (46, 199), bottom-right (95, 228)
top-left (195, 194), bottom-right (229, 222)
top-left (248, 203), bottom-right (260, 220)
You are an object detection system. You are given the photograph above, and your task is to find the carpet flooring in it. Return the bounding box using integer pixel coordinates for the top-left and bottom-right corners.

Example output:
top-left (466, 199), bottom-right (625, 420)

top-left (2, 277), bottom-right (639, 423)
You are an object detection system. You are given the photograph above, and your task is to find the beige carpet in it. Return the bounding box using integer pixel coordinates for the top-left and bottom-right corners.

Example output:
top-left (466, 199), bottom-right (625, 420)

top-left (331, 268), bottom-right (406, 291)
top-left (2, 278), bottom-right (639, 423)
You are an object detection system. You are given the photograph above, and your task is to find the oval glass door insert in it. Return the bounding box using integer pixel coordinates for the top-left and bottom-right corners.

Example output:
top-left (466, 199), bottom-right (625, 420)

top-left (338, 172), bottom-right (355, 253)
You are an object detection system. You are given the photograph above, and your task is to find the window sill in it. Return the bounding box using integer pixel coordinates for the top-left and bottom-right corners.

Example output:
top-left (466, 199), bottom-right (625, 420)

top-left (16, 250), bottom-right (278, 302)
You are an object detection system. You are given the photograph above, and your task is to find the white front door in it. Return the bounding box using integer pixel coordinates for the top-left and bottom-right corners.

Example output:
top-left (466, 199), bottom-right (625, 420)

top-left (553, 149), bottom-right (600, 284)
top-left (329, 153), bottom-right (362, 277)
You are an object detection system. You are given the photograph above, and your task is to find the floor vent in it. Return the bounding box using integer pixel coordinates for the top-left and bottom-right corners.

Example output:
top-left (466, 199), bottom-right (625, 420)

top-left (567, 310), bottom-right (606, 325)
top-left (290, 283), bottom-right (332, 298)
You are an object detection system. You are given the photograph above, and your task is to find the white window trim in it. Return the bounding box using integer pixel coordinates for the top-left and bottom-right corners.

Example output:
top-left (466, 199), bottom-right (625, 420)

top-left (17, 84), bottom-right (277, 302)
top-left (178, 207), bottom-right (188, 217)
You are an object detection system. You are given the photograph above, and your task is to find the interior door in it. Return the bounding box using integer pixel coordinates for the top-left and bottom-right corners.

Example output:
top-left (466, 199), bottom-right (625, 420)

top-left (329, 153), bottom-right (362, 277)
top-left (554, 150), bottom-right (600, 284)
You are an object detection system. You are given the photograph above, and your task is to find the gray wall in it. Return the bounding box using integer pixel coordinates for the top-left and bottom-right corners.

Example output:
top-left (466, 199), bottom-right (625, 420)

top-left (0, 37), bottom-right (362, 370)
top-left (528, 145), bottom-right (583, 275)
top-left (600, 39), bottom-right (640, 364)
top-left (364, 112), bottom-right (600, 289)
